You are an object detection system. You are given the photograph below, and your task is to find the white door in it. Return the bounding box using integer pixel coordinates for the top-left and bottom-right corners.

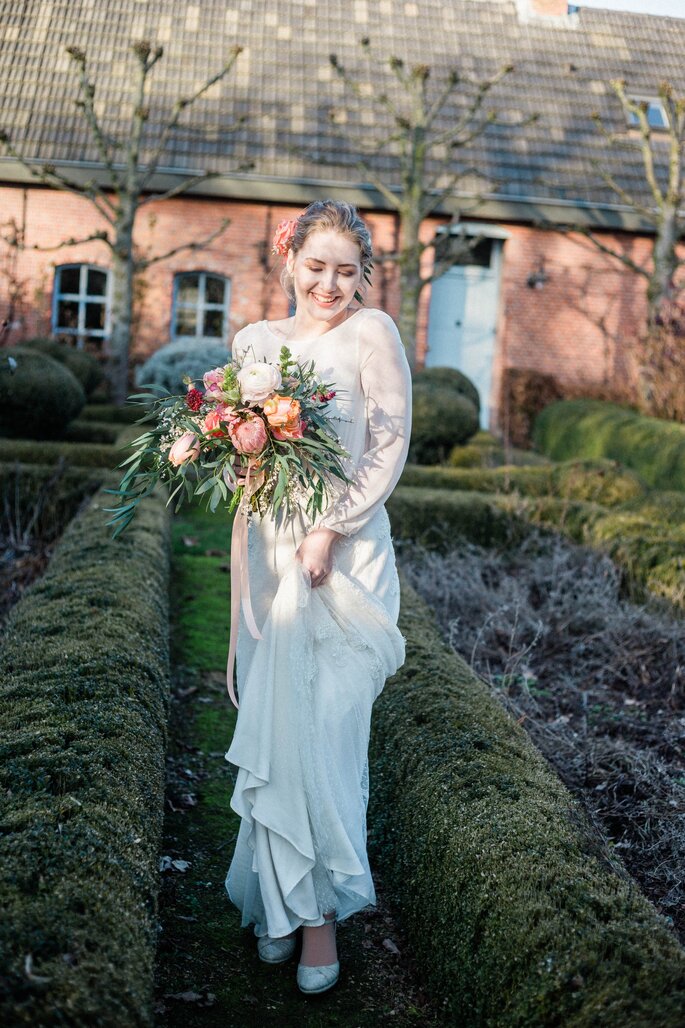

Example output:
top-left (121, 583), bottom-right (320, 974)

top-left (425, 241), bottom-right (501, 429)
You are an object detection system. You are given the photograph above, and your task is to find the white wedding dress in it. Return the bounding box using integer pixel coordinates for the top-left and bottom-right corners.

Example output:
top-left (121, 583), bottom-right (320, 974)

top-left (224, 306), bottom-right (412, 939)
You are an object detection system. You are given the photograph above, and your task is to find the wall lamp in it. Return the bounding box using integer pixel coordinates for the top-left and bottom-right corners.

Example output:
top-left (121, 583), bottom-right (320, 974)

top-left (526, 258), bottom-right (550, 289)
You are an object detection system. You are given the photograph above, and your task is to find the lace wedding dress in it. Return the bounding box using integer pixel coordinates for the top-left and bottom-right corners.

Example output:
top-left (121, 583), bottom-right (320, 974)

top-left (224, 306), bottom-right (412, 938)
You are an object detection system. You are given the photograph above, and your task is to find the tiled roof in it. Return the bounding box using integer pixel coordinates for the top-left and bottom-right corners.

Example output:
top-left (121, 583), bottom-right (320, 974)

top-left (1, 0), bottom-right (683, 214)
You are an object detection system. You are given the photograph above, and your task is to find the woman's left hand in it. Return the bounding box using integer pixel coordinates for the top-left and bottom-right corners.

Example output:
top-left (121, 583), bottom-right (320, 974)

top-left (295, 527), bottom-right (343, 587)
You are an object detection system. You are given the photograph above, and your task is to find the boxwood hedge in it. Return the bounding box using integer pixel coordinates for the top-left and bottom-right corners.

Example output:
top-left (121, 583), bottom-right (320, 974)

top-left (0, 476), bottom-right (171, 1026)
top-left (533, 400), bottom-right (685, 492)
top-left (369, 575), bottom-right (685, 1027)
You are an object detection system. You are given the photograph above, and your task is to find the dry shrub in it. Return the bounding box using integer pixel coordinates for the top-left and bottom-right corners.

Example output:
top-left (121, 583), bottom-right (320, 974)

top-left (396, 530), bottom-right (685, 941)
top-left (500, 367), bottom-right (562, 449)
top-left (631, 300), bottom-right (685, 423)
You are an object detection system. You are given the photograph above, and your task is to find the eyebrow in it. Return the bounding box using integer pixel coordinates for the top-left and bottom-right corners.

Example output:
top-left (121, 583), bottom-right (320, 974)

top-left (305, 256), bottom-right (358, 268)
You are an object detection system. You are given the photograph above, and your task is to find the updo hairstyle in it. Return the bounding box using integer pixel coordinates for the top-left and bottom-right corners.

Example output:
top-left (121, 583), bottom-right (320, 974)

top-left (280, 199), bottom-right (373, 306)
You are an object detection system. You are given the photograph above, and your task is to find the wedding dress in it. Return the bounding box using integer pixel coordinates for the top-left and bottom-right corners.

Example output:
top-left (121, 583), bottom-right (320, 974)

top-left (224, 306), bottom-right (412, 939)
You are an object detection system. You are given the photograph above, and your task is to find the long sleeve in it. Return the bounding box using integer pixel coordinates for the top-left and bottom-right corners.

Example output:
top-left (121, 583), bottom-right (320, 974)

top-left (313, 311), bottom-right (412, 537)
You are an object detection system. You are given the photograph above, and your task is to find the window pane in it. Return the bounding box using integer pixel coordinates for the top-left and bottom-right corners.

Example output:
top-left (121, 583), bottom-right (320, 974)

top-left (87, 268), bottom-right (108, 296)
top-left (177, 274), bottom-right (199, 304)
top-left (203, 308), bottom-right (224, 337)
top-left (205, 275), bottom-right (225, 304)
top-left (175, 308), bottom-right (197, 336)
top-left (59, 267), bottom-right (81, 295)
top-left (85, 301), bottom-right (105, 330)
top-left (57, 300), bottom-right (79, 329)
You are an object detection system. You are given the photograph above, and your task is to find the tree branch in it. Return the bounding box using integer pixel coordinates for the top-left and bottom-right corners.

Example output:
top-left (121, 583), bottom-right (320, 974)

top-left (27, 230), bottom-right (112, 252)
top-left (138, 44), bottom-right (244, 191)
top-left (136, 217), bottom-right (231, 269)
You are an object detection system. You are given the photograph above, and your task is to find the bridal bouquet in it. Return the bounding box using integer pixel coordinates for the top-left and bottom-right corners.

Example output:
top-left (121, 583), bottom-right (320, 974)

top-left (103, 343), bottom-right (354, 538)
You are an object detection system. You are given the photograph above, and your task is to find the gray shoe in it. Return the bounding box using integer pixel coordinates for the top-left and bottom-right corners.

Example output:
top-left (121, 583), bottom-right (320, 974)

top-left (296, 960), bottom-right (340, 994)
top-left (257, 933), bottom-right (297, 964)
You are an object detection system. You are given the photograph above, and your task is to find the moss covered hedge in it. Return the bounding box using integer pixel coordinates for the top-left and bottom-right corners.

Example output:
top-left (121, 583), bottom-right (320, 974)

top-left (0, 478), bottom-right (171, 1026)
top-left (400, 458), bottom-right (646, 508)
top-left (0, 437), bottom-right (131, 469)
top-left (387, 486), bottom-right (528, 551)
top-left (368, 576), bottom-right (685, 1027)
top-left (533, 400), bottom-right (685, 492)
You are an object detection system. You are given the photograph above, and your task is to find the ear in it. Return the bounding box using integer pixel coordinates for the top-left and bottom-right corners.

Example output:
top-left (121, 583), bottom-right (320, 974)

top-left (285, 250), bottom-right (295, 276)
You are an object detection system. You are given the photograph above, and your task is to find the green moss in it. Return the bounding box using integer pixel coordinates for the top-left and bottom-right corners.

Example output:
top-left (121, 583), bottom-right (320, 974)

top-left (0, 480), bottom-right (172, 1026)
top-left (368, 575), bottom-right (685, 1027)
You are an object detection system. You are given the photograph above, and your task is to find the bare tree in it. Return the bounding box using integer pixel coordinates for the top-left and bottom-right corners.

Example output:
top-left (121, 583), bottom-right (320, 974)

top-left (0, 40), bottom-right (251, 403)
top-left (0, 206), bottom-right (28, 347)
top-left (320, 38), bottom-right (534, 369)
top-left (559, 79), bottom-right (685, 327)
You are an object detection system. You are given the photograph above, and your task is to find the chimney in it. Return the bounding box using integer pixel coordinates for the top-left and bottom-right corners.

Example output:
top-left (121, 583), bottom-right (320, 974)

top-left (515, 1), bottom-right (578, 26)
top-left (531, 0), bottom-right (568, 14)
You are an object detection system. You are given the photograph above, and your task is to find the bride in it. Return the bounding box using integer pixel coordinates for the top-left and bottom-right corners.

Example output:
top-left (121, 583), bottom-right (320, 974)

top-left (224, 199), bottom-right (412, 995)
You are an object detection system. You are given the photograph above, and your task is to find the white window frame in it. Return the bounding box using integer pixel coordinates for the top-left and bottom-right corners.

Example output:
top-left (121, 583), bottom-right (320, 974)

top-left (52, 263), bottom-right (112, 349)
top-left (171, 271), bottom-right (231, 343)
top-left (626, 96), bottom-right (669, 132)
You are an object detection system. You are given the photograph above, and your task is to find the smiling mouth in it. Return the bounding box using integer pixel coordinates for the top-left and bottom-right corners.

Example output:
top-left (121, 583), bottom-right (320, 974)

top-left (311, 292), bottom-right (339, 304)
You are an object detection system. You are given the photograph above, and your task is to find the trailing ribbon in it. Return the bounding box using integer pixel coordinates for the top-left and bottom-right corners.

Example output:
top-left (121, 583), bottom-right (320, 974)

top-left (224, 459), bottom-right (265, 709)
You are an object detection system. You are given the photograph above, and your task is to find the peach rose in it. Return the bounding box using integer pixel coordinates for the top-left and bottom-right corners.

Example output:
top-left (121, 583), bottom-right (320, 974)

top-left (262, 394), bottom-right (301, 428)
top-left (271, 417), bottom-right (304, 442)
top-left (202, 402), bottom-right (239, 438)
top-left (168, 431), bottom-right (201, 466)
top-left (228, 412), bottom-right (268, 455)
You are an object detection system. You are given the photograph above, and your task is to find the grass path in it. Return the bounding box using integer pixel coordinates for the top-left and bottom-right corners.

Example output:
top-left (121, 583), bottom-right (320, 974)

top-left (152, 501), bottom-right (442, 1027)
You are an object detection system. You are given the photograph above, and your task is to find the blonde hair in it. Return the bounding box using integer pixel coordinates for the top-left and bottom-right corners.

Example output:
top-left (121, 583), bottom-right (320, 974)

top-left (280, 199), bottom-right (373, 306)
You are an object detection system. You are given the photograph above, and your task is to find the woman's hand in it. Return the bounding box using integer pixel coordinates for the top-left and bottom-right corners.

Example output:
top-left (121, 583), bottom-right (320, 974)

top-left (295, 527), bottom-right (343, 587)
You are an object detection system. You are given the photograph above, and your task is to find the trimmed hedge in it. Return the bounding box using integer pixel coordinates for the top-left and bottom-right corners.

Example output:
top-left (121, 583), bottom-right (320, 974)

top-left (0, 348), bottom-right (86, 439)
top-left (368, 575), bottom-right (685, 1027)
top-left (79, 403), bottom-right (146, 425)
top-left (387, 486), bottom-right (528, 551)
top-left (0, 478), bottom-right (171, 1026)
top-left (533, 400), bottom-right (685, 492)
top-left (400, 458), bottom-right (646, 508)
top-left (0, 438), bottom-right (130, 470)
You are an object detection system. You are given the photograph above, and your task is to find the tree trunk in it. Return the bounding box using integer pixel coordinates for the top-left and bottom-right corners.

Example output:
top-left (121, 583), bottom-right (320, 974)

top-left (648, 202), bottom-right (679, 326)
top-left (397, 205), bottom-right (423, 371)
top-left (108, 219), bottom-right (135, 405)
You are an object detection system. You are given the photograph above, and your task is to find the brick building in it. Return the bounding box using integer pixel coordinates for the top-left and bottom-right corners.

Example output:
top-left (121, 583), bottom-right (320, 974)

top-left (1, 0), bottom-right (683, 429)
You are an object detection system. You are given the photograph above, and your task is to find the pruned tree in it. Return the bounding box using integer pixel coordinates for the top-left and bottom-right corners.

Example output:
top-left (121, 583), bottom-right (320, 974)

top-left (318, 38), bottom-right (535, 369)
top-left (563, 79), bottom-right (685, 327)
top-left (0, 210), bottom-right (28, 347)
top-left (0, 40), bottom-right (251, 403)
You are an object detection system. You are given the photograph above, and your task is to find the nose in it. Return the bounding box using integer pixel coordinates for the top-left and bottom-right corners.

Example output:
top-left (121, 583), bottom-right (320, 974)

top-left (319, 268), bottom-right (337, 292)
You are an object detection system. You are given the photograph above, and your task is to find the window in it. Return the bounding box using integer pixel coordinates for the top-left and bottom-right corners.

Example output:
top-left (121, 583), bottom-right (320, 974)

top-left (52, 264), bottom-right (111, 349)
top-left (172, 272), bottom-right (230, 342)
top-left (626, 97), bottom-right (668, 131)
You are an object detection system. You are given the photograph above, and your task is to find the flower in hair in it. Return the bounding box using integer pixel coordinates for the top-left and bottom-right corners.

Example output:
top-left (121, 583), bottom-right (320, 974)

top-left (271, 218), bottom-right (300, 257)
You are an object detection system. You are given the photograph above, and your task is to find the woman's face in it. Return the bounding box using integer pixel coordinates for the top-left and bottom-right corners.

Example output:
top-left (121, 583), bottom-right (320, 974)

top-left (286, 229), bottom-right (363, 320)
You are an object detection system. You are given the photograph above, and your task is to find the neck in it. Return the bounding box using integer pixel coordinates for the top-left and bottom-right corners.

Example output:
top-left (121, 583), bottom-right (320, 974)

top-left (287, 305), bottom-right (353, 339)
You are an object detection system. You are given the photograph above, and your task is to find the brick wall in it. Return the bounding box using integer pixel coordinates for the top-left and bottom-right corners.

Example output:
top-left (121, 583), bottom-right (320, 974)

top-left (0, 184), bottom-right (652, 429)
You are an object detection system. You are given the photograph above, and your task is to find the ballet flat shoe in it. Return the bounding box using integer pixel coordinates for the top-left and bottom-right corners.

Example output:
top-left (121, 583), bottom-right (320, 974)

top-left (297, 960), bottom-right (340, 994)
top-left (257, 934), bottom-right (297, 964)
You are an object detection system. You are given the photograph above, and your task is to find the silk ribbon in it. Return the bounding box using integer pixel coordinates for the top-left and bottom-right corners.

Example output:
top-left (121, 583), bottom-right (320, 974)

top-left (224, 459), bottom-right (265, 709)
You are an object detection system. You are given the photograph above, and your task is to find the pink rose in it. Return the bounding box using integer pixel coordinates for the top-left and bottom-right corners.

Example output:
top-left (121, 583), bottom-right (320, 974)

top-left (203, 365), bottom-right (231, 401)
top-left (228, 412), bottom-right (268, 455)
top-left (168, 431), bottom-right (201, 467)
top-left (271, 218), bottom-right (299, 257)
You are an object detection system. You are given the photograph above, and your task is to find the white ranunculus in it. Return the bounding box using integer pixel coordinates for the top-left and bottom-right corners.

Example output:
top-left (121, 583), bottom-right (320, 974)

top-left (237, 361), bottom-right (283, 403)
